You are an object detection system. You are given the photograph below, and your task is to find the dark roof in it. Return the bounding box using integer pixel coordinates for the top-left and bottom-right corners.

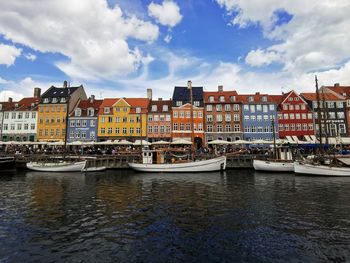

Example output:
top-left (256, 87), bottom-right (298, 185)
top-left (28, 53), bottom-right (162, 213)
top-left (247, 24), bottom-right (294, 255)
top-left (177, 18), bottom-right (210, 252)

top-left (172, 86), bottom-right (203, 102)
top-left (41, 85), bottom-right (82, 99)
top-left (148, 99), bottom-right (172, 113)
top-left (17, 97), bottom-right (40, 111)
top-left (70, 99), bottom-right (103, 117)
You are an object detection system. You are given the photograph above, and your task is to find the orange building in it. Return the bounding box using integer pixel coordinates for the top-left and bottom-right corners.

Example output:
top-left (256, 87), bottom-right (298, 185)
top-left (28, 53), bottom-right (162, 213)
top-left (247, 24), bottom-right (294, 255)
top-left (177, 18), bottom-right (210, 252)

top-left (171, 81), bottom-right (204, 148)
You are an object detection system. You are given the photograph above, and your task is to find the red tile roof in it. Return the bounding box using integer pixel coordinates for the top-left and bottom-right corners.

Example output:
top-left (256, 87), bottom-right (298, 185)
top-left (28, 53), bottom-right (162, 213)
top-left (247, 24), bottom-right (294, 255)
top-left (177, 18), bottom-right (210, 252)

top-left (301, 92), bottom-right (344, 101)
top-left (324, 85), bottom-right (350, 98)
top-left (238, 93), bottom-right (283, 104)
top-left (71, 98), bottom-right (103, 117)
top-left (17, 97), bottom-right (40, 111)
top-left (98, 98), bottom-right (150, 115)
top-left (148, 99), bottom-right (172, 113)
top-left (203, 90), bottom-right (239, 103)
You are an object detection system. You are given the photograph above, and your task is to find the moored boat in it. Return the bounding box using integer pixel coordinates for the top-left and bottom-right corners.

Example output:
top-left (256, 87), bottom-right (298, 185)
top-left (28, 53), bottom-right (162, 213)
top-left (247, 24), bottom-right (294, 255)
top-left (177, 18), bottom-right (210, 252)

top-left (0, 156), bottom-right (15, 170)
top-left (253, 159), bottom-right (294, 172)
top-left (26, 160), bottom-right (86, 172)
top-left (128, 155), bottom-right (226, 172)
top-left (81, 166), bottom-right (107, 172)
top-left (294, 161), bottom-right (350, 176)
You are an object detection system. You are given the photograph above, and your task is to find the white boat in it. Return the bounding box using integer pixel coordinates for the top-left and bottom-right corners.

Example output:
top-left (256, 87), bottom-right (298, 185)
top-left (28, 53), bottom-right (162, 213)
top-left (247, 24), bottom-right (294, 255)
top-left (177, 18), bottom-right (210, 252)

top-left (253, 159), bottom-right (294, 172)
top-left (128, 150), bottom-right (226, 172)
top-left (26, 160), bottom-right (86, 172)
top-left (294, 162), bottom-right (350, 176)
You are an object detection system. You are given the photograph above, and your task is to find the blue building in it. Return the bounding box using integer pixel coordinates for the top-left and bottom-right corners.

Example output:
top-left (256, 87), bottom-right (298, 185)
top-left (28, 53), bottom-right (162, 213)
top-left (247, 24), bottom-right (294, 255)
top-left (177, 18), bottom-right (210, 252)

top-left (67, 95), bottom-right (102, 142)
top-left (239, 93), bottom-right (282, 141)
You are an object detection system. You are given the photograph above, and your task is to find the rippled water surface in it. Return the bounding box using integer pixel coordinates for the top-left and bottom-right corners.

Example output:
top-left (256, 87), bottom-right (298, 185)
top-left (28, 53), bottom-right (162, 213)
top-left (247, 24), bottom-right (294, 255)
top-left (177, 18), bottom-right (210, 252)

top-left (0, 169), bottom-right (350, 262)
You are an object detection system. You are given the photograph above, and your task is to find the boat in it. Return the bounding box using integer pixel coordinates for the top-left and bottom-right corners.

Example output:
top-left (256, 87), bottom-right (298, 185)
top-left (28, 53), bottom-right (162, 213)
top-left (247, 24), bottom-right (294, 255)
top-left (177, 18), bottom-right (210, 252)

top-left (26, 160), bottom-right (86, 172)
top-left (81, 166), bottom-right (107, 172)
top-left (294, 161), bottom-right (350, 176)
top-left (253, 118), bottom-right (294, 172)
top-left (0, 156), bottom-right (15, 170)
top-left (128, 150), bottom-right (226, 172)
top-left (253, 159), bottom-right (294, 172)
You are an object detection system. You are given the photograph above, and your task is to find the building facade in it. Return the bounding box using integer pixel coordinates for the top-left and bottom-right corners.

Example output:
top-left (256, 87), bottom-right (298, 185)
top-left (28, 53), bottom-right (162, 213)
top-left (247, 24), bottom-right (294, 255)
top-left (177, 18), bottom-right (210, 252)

top-left (97, 98), bottom-right (149, 141)
top-left (239, 93), bottom-right (281, 141)
top-left (147, 98), bottom-right (172, 142)
top-left (203, 86), bottom-right (242, 143)
top-left (277, 90), bottom-right (315, 138)
top-left (171, 82), bottom-right (204, 147)
top-left (67, 96), bottom-right (103, 142)
top-left (0, 89), bottom-right (40, 142)
top-left (37, 81), bottom-right (87, 142)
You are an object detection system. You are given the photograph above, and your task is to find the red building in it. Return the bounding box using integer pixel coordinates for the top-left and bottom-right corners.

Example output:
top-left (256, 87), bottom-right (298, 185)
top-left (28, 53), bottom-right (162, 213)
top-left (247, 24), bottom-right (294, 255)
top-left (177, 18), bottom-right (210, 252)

top-left (277, 90), bottom-right (315, 138)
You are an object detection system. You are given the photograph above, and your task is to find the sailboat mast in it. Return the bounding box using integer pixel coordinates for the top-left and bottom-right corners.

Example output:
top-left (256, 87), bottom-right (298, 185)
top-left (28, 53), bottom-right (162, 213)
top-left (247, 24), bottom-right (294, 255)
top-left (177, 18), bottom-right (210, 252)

top-left (272, 117), bottom-right (277, 159)
top-left (315, 75), bottom-right (323, 154)
top-left (321, 88), bottom-right (329, 145)
top-left (188, 80), bottom-right (195, 154)
top-left (63, 89), bottom-right (70, 154)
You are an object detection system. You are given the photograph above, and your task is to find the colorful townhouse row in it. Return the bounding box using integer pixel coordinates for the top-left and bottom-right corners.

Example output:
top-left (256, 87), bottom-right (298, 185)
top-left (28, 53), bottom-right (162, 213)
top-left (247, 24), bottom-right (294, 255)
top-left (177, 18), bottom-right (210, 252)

top-left (1, 81), bottom-right (350, 147)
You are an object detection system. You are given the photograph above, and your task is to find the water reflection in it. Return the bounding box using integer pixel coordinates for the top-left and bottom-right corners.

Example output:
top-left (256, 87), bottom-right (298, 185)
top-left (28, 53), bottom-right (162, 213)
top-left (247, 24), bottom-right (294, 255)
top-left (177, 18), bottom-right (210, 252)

top-left (0, 169), bottom-right (349, 262)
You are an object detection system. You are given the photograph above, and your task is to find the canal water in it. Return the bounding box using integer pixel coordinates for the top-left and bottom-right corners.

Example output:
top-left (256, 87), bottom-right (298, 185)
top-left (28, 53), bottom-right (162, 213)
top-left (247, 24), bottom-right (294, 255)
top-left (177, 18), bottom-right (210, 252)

top-left (0, 169), bottom-right (349, 263)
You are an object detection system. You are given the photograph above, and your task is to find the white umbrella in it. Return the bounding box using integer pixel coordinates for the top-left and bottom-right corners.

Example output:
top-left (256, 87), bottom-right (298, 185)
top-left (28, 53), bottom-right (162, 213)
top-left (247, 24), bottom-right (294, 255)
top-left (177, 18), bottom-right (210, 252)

top-left (208, 140), bottom-right (231, 145)
top-left (133, 140), bottom-right (151, 146)
top-left (231, 139), bottom-right (250, 145)
top-left (275, 139), bottom-right (288, 144)
top-left (115, 139), bottom-right (133, 145)
top-left (151, 140), bottom-right (171, 145)
top-left (251, 139), bottom-right (271, 144)
top-left (4, 141), bottom-right (21, 145)
top-left (48, 141), bottom-right (64, 146)
top-left (170, 139), bottom-right (192, 145)
top-left (68, 140), bottom-right (84, 146)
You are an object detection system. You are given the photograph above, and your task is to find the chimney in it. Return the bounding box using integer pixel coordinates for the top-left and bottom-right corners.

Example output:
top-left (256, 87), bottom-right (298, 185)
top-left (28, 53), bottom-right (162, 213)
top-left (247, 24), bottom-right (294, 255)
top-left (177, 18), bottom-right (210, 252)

top-left (63, 80), bottom-right (68, 88)
top-left (334, 83), bottom-right (340, 87)
top-left (187, 80), bottom-right (192, 90)
top-left (90, 95), bottom-right (95, 103)
top-left (34, 87), bottom-right (41, 98)
top-left (147, 88), bottom-right (152, 100)
top-left (255, 92), bottom-right (260, 95)
top-left (158, 98), bottom-right (163, 101)
top-left (218, 85), bottom-right (223, 92)
top-left (8, 97), bottom-right (13, 103)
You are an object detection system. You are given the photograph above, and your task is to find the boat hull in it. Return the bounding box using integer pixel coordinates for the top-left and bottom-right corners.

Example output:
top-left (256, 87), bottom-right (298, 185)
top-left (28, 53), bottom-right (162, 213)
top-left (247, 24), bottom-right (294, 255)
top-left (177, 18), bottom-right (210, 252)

top-left (128, 156), bottom-right (226, 173)
top-left (253, 159), bottom-right (294, 172)
top-left (26, 161), bottom-right (86, 172)
top-left (81, 166), bottom-right (107, 172)
top-left (0, 157), bottom-right (15, 170)
top-left (294, 162), bottom-right (350, 176)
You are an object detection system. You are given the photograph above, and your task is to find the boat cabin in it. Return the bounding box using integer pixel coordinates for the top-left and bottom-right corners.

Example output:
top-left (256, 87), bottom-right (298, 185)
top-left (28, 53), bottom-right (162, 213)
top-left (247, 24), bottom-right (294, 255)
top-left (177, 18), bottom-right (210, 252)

top-left (142, 150), bottom-right (165, 164)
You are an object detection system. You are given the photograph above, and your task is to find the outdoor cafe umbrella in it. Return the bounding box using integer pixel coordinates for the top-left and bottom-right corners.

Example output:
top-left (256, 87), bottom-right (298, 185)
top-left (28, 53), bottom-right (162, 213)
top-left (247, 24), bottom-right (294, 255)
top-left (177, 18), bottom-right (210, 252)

top-left (230, 139), bottom-right (250, 145)
top-left (208, 139), bottom-right (231, 145)
top-left (151, 140), bottom-right (171, 145)
top-left (133, 140), bottom-right (151, 146)
top-left (170, 139), bottom-right (192, 145)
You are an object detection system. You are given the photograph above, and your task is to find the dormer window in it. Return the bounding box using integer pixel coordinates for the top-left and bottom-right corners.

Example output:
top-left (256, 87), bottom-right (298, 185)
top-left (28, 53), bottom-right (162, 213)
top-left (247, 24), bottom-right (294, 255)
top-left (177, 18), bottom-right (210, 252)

top-left (31, 103), bottom-right (35, 108)
top-left (248, 96), bottom-right (254, 102)
top-left (219, 96), bottom-right (225, 102)
top-left (262, 96), bottom-right (267, 102)
top-left (43, 98), bottom-right (49, 103)
top-left (343, 93), bottom-right (346, 96)
top-left (15, 103), bottom-right (19, 108)
top-left (151, 105), bottom-right (157, 112)
top-left (230, 96), bottom-right (236, 102)
top-left (75, 108), bottom-right (81, 116)
top-left (176, 101), bottom-right (182, 106)
top-left (104, 107), bottom-right (110, 114)
top-left (209, 96), bottom-right (214, 102)
top-left (136, 107), bottom-right (141, 113)
top-left (52, 98), bottom-right (58, 103)
top-left (163, 105), bottom-right (168, 111)
top-left (87, 108), bottom-right (94, 116)
top-left (194, 101), bottom-right (200, 107)
top-left (61, 98), bottom-right (66, 103)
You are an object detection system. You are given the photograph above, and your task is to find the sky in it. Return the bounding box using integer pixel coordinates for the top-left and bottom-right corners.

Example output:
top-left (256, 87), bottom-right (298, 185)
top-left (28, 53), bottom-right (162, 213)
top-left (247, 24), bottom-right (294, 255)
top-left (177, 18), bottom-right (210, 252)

top-left (0, 0), bottom-right (350, 101)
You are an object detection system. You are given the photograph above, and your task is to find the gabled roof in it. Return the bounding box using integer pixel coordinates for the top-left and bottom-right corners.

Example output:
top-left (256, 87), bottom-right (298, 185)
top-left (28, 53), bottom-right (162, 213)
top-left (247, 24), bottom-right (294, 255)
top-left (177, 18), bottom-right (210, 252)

top-left (98, 98), bottom-right (150, 115)
top-left (203, 90), bottom-right (240, 103)
top-left (300, 92), bottom-right (345, 101)
top-left (41, 85), bottom-right (82, 99)
top-left (173, 103), bottom-right (202, 110)
top-left (148, 99), bottom-right (172, 113)
top-left (16, 97), bottom-right (40, 111)
top-left (279, 90), bottom-right (308, 105)
top-left (172, 86), bottom-right (203, 101)
top-left (70, 98), bottom-right (103, 117)
top-left (238, 93), bottom-right (283, 104)
top-left (0, 101), bottom-right (17, 111)
top-left (324, 85), bottom-right (350, 98)
top-left (98, 98), bottom-right (118, 115)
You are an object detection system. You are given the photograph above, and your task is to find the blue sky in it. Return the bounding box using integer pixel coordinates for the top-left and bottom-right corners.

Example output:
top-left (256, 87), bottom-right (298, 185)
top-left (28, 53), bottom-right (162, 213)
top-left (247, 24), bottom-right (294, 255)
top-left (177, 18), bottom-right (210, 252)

top-left (0, 0), bottom-right (350, 100)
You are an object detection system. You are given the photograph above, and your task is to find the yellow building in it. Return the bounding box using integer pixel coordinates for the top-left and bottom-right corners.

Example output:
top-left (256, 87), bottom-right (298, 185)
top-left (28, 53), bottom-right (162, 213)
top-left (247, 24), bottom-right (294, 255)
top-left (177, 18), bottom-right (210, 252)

top-left (37, 82), bottom-right (86, 142)
top-left (97, 98), bottom-right (149, 141)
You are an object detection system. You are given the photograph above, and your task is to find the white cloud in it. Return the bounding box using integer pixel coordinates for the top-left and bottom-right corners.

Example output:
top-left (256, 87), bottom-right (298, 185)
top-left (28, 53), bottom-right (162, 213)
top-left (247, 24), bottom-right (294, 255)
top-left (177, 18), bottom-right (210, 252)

top-left (216, 0), bottom-right (350, 75)
top-left (24, 53), bottom-right (36, 61)
top-left (164, 34), bottom-right (172, 43)
top-left (0, 0), bottom-right (159, 79)
top-left (0, 44), bottom-right (22, 66)
top-left (245, 49), bottom-right (280, 67)
top-left (148, 1), bottom-right (182, 27)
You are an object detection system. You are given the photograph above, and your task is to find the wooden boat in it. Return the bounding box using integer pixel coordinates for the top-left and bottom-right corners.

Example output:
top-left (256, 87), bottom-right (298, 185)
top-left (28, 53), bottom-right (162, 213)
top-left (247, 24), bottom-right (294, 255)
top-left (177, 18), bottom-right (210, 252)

top-left (294, 161), bottom-right (350, 176)
top-left (0, 156), bottom-right (15, 170)
top-left (26, 160), bottom-right (86, 172)
top-left (253, 159), bottom-right (294, 172)
top-left (128, 154), bottom-right (226, 173)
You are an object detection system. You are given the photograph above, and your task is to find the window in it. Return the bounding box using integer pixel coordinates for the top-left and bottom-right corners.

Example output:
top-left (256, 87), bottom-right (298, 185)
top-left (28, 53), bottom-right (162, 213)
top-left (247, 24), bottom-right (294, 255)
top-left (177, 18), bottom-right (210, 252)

top-left (248, 96), bottom-right (254, 102)
top-left (176, 101), bottom-right (182, 106)
top-left (251, 115), bottom-right (256, 121)
top-left (225, 114), bottom-right (231, 122)
top-left (291, 124), bottom-right (295, 130)
top-left (56, 129), bottom-right (60, 136)
top-left (115, 127), bottom-right (120, 134)
top-left (225, 125), bottom-right (231, 132)
top-left (10, 124), bottom-right (15, 130)
top-left (337, 112), bottom-right (345, 119)
top-left (180, 111), bottom-right (184, 118)
top-left (224, 104), bottom-right (231, 111)
top-left (219, 96), bottom-right (225, 102)
top-left (25, 112), bottom-right (30, 118)
top-left (104, 107), bottom-right (110, 114)
top-left (284, 124), bottom-right (289, 131)
top-left (234, 124), bottom-right (240, 132)
top-left (186, 124), bottom-right (191, 131)
top-left (180, 123), bottom-right (184, 130)
top-left (123, 117), bottom-right (128, 123)
top-left (50, 129), bottom-right (54, 136)
top-left (166, 114), bottom-right (171, 121)
top-left (90, 120), bottom-right (95, 127)
top-left (163, 105), bottom-right (168, 111)
top-left (81, 131), bottom-right (86, 139)
top-left (328, 102), bottom-right (334, 108)
top-left (290, 113), bottom-right (294, 119)
top-left (301, 104), bottom-right (306, 110)
top-left (206, 105), bottom-right (212, 111)
top-left (244, 115), bottom-right (249, 121)
top-left (207, 125), bottom-right (213, 132)
top-left (82, 120), bottom-right (87, 127)
top-left (256, 105), bottom-right (262, 111)
top-left (233, 104), bottom-right (239, 111)
top-left (166, 125), bottom-right (170, 133)
top-left (61, 98), bottom-right (66, 103)
top-left (4, 113), bottom-right (9, 119)
top-left (198, 123), bottom-right (203, 131)
top-left (217, 125), bottom-right (223, 132)
top-left (100, 128), bottom-right (105, 134)
top-left (279, 124), bottom-right (283, 131)
top-left (11, 112), bottom-right (16, 119)
top-left (173, 123), bottom-right (178, 130)
top-left (70, 120), bottom-right (75, 127)
top-left (130, 128), bottom-right (134, 134)
top-left (148, 126), bottom-right (153, 133)
top-left (295, 114), bottom-right (300, 119)
top-left (194, 101), bottom-right (200, 107)
top-left (302, 124), bottom-right (307, 131)
top-left (17, 124), bottom-right (22, 130)
top-left (283, 104), bottom-right (288, 110)
top-left (302, 113), bottom-right (306, 119)
top-left (308, 124), bottom-right (314, 130)
top-left (308, 113), bottom-right (313, 119)
top-left (90, 131), bottom-right (95, 140)
top-left (76, 120), bottom-right (81, 127)
top-left (263, 115), bottom-right (269, 121)
top-left (251, 126), bottom-right (256, 132)
top-left (75, 131), bottom-right (80, 138)
top-left (87, 108), bottom-right (94, 116)
top-left (216, 105), bottom-right (222, 111)
top-left (186, 111), bottom-right (190, 118)
top-left (122, 127), bottom-right (127, 134)
top-left (207, 115), bottom-right (213, 122)
top-left (269, 104), bottom-right (275, 111)
top-left (123, 107), bottom-right (128, 112)
top-left (263, 105), bottom-right (268, 113)
top-left (151, 105), bottom-right (157, 112)
top-left (339, 124), bottom-right (346, 134)
top-left (233, 114), bottom-right (240, 122)
top-left (70, 131), bottom-right (74, 138)
top-left (209, 96), bottom-right (214, 102)
top-left (43, 98), bottom-right (49, 103)
top-left (262, 96), bottom-right (267, 102)
top-left (230, 96), bottom-right (236, 102)
top-left (257, 115), bottom-right (262, 121)
top-left (216, 114), bottom-right (222, 122)
top-left (136, 107), bottom-right (142, 114)
top-left (337, 102), bottom-right (344, 108)
top-left (295, 105), bottom-right (300, 110)
top-left (31, 124), bottom-right (35, 130)
top-left (38, 129), bottom-right (42, 136)
top-left (250, 105), bottom-right (255, 113)
top-left (297, 124), bottom-right (301, 131)
top-left (289, 105), bottom-right (294, 110)
top-left (243, 105), bottom-right (249, 111)
top-left (136, 128), bottom-right (141, 134)
top-left (154, 125), bottom-right (159, 133)
top-left (173, 111), bottom-right (178, 118)
top-left (329, 112), bottom-right (336, 119)
top-left (75, 108), bottom-right (81, 116)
